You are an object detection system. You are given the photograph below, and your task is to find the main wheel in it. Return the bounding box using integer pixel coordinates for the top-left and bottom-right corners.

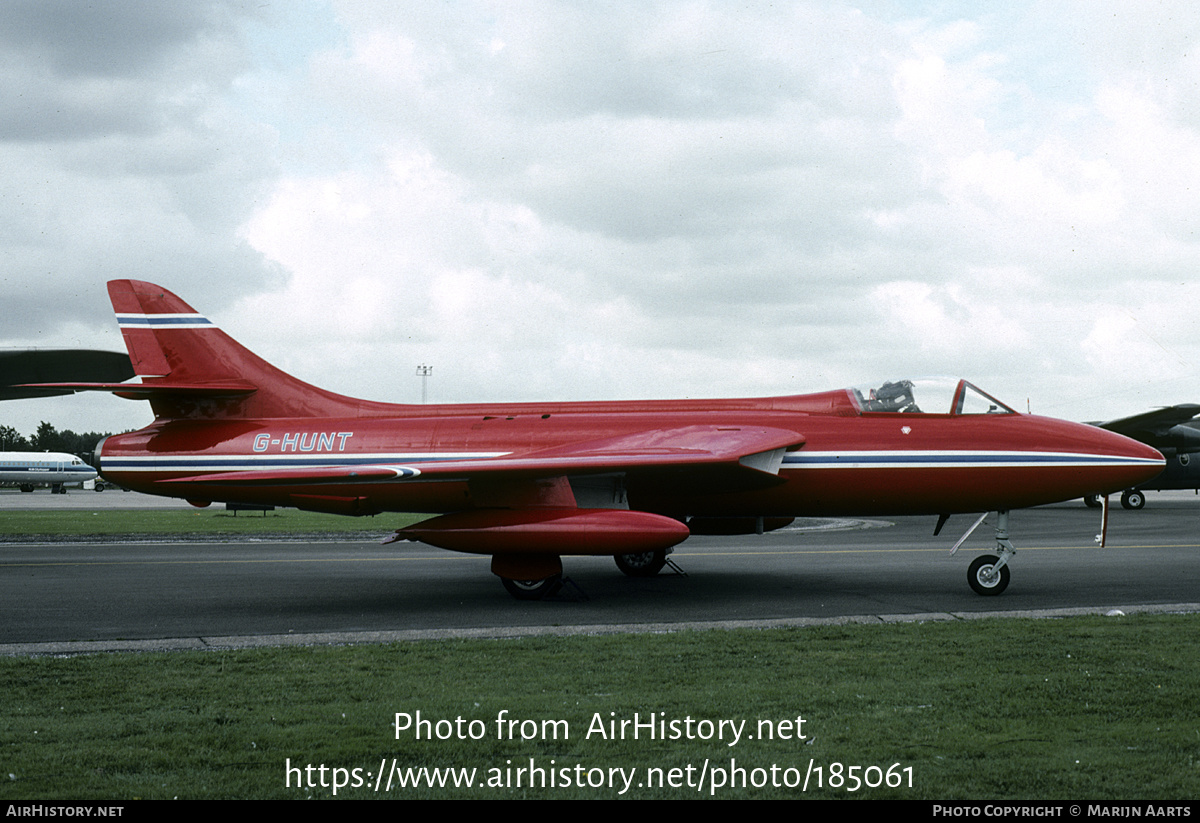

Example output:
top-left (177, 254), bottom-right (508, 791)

top-left (614, 550), bottom-right (668, 578)
top-left (1121, 490), bottom-right (1145, 510)
top-left (1083, 495), bottom-right (1101, 508)
top-left (501, 575), bottom-right (563, 601)
top-left (968, 554), bottom-right (1010, 596)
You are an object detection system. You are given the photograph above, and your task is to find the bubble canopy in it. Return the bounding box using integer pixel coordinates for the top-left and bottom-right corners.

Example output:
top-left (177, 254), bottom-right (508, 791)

top-left (850, 378), bottom-right (1016, 416)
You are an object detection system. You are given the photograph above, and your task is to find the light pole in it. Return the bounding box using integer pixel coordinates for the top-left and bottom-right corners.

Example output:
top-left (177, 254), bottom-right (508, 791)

top-left (416, 364), bottom-right (432, 404)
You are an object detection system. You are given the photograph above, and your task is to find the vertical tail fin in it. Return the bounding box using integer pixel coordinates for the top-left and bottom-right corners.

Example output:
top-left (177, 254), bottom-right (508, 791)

top-left (109, 280), bottom-right (388, 419)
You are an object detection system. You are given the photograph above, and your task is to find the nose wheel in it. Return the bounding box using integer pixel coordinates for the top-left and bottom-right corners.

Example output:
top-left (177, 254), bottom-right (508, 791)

top-left (967, 554), bottom-right (1010, 595)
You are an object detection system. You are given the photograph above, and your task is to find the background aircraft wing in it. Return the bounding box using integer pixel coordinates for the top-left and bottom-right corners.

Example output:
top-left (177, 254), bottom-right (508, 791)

top-left (1096, 404), bottom-right (1200, 439)
top-left (0, 349), bottom-right (134, 400)
top-left (23, 380), bottom-right (257, 400)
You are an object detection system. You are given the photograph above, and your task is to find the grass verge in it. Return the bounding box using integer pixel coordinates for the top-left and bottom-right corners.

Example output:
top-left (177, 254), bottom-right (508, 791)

top-left (2, 614), bottom-right (1198, 800)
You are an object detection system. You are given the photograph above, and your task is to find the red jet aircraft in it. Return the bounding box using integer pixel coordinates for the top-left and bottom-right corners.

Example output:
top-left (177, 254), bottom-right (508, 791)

top-left (41, 281), bottom-right (1163, 599)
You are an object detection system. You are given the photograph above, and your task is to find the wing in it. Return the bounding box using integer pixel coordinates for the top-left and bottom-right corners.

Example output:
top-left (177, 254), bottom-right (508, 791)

top-left (1096, 404), bottom-right (1200, 440)
top-left (159, 424), bottom-right (805, 492)
top-left (401, 424), bottom-right (804, 486)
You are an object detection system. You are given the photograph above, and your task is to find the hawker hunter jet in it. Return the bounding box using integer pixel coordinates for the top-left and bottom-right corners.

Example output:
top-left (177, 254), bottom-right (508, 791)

top-left (31, 281), bottom-right (1164, 599)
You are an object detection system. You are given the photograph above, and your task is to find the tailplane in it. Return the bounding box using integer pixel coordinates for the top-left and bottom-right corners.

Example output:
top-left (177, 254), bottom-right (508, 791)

top-left (105, 280), bottom-right (386, 420)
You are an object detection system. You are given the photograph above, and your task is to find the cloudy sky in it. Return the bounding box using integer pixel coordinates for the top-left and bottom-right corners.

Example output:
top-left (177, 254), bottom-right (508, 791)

top-left (3, 0), bottom-right (1199, 438)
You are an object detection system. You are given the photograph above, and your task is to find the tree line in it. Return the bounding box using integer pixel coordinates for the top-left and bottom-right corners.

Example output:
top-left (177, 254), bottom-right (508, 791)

top-left (0, 422), bottom-right (114, 466)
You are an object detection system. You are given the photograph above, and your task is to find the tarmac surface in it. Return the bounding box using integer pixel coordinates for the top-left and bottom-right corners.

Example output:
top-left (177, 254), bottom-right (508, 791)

top-left (2, 488), bottom-right (1197, 654)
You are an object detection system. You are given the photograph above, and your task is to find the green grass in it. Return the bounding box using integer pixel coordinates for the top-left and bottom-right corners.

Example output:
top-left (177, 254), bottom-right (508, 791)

top-left (2, 614), bottom-right (1198, 800)
top-left (0, 509), bottom-right (423, 538)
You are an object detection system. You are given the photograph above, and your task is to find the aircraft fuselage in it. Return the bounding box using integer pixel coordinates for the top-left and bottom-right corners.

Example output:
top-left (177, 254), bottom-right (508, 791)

top-left (96, 391), bottom-right (1163, 525)
top-left (0, 451), bottom-right (97, 492)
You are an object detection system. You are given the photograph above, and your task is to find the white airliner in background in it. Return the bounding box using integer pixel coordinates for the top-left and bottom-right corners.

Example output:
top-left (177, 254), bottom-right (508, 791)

top-left (0, 452), bottom-right (99, 493)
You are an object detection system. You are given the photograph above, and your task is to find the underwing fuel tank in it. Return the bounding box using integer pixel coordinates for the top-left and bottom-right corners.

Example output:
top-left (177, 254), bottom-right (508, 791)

top-left (389, 508), bottom-right (691, 555)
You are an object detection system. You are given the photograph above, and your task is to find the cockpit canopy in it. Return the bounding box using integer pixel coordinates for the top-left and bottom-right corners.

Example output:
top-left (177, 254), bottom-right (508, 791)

top-left (851, 378), bottom-right (1015, 416)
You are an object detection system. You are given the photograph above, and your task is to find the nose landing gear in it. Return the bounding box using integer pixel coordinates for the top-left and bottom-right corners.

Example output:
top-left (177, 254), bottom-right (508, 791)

top-left (950, 510), bottom-right (1015, 596)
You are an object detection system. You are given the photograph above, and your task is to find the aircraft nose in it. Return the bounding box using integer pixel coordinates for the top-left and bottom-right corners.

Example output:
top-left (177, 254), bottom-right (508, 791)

top-left (1083, 425), bottom-right (1165, 493)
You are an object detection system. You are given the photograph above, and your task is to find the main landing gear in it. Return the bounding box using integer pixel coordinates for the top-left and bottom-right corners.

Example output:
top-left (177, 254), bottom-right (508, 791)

top-left (494, 549), bottom-right (681, 600)
top-left (950, 510), bottom-right (1015, 596)
top-left (501, 575), bottom-right (564, 601)
top-left (613, 549), bottom-right (669, 577)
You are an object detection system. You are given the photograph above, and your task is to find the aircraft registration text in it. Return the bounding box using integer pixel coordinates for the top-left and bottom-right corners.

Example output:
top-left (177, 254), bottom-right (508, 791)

top-left (253, 432), bottom-right (355, 453)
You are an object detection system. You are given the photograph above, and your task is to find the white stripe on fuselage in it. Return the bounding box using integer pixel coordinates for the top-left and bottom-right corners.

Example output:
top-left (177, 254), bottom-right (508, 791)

top-left (782, 450), bottom-right (1163, 470)
top-left (102, 452), bottom-right (511, 472)
top-left (101, 449), bottom-right (1159, 475)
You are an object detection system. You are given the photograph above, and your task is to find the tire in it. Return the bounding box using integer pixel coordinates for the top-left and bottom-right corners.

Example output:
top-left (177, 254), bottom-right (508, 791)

top-left (501, 575), bottom-right (563, 601)
top-left (968, 554), bottom-right (1010, 596)
top-left (1083, 495), bottom-right (1101, 508)
top-left (1121, 490), bottom-right (1145, 510)
top-left (614, 550), bottom-right (668, 578)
